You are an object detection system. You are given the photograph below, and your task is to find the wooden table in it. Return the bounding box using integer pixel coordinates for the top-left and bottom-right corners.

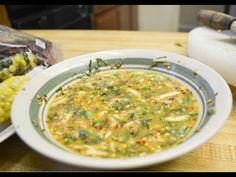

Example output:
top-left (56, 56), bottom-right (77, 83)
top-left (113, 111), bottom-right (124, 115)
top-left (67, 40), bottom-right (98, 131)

top-left (1, 30), bottom-right (236, 171)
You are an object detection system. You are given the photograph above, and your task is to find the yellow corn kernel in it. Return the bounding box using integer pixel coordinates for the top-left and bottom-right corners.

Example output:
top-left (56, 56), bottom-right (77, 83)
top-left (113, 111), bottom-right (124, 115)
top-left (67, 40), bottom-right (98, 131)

top-left (0, 75), bottom-right (29, 123)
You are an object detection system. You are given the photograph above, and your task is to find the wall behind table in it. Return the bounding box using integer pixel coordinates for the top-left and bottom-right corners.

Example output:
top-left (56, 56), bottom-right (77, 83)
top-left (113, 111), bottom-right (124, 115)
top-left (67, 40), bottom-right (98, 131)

top-left (137, 5), bottom-right (180, 32)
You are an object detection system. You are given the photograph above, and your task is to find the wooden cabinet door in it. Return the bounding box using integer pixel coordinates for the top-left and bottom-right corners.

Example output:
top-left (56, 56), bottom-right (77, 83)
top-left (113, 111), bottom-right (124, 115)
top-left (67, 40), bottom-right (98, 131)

top-left (93, 5), bottom-right (116, 15)
top-left (0, 5), bottom-right (11, 26)
top-left (93, 5), bottom-right (137, 30)
top-left (117, 5), bottom-right (132, 30)
top-left (94, 7), bottom-right (119, 30)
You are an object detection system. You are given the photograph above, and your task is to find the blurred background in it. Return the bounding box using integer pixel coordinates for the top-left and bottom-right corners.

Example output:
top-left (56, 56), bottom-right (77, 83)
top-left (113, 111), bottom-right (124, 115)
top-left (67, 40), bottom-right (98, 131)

top-left (0, 5), bottom-right (235, 32)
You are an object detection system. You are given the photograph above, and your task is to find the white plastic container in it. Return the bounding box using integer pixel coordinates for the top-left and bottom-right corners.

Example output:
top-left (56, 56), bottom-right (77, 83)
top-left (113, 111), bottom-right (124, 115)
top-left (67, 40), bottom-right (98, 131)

top-left (188, 26), bottom-right (236, 87)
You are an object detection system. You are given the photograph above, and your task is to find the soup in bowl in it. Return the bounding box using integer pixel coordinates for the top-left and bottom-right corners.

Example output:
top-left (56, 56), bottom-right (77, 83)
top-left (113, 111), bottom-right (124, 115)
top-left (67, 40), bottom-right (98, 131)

top-left (46, 70), bottom-right (199, 159)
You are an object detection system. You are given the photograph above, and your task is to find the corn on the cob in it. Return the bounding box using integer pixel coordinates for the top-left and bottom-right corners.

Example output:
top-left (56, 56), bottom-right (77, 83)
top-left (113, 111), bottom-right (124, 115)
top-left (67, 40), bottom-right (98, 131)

top-left (0, 75), bottom-right (29, 123)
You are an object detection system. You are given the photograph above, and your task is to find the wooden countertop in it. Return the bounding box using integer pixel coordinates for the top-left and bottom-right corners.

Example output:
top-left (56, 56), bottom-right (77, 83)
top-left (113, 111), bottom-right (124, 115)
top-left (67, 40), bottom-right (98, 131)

top-left (0, 30), bottom-right (235, 172)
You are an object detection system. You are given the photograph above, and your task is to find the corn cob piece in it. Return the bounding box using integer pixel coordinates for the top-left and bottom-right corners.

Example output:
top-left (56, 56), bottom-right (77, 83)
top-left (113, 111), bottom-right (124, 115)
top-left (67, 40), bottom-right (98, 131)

top-left (0, 75), bottom-right (29, 123)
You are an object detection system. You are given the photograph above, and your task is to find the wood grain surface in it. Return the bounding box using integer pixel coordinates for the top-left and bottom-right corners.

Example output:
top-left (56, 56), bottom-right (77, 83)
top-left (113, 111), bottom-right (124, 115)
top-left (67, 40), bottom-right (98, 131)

top-left (0, 30), bottom-right (235, 172)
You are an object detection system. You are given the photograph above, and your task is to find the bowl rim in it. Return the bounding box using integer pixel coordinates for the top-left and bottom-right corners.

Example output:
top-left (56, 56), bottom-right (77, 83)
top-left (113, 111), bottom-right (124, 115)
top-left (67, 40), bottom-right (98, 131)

top-left (11, 49), bottom-right (233, 170)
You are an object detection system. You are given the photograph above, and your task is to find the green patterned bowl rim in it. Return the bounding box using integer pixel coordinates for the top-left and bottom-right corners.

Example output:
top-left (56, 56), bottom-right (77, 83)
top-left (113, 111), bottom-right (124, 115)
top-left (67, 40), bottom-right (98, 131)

top-left (11, 49), bottom-right (232, 170)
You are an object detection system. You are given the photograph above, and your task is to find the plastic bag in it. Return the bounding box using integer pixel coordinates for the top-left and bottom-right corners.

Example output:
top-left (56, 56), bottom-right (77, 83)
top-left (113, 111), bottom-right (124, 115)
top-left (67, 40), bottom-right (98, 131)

top-left (0, 24), bottom-right (58, 83)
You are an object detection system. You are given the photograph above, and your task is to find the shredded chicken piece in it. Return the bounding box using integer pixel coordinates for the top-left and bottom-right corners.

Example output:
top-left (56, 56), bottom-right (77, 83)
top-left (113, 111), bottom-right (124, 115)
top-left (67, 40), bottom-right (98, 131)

top-left (156, 91), bottom-right (180, 100)
top-left (127, 88), bottom-right (141, 97)
top-left (104, 131), bottom-right (112, 139)
top-left (50, 97), bottom-right (67, 107)
top-left (61, 113), bottom-right (73, 124)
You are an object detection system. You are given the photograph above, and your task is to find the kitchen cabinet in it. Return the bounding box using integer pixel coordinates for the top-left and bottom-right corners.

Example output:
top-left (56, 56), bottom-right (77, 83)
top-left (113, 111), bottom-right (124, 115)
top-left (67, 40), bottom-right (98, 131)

top-left (1, 5), bottom-right (137, 30)
top-left (1, 5), bottom-right (92, 29)
top-left (93, 6), bottom-right (119, 30)
top-left (92, 5), bottom-right (137, 30)
top-left (0, 5), bottom-right (11, 26)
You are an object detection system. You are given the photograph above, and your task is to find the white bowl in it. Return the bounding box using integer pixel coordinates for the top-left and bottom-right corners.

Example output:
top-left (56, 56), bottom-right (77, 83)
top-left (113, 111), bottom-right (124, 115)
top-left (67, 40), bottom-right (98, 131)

top-left (11, 49), bottom-right (232, 170)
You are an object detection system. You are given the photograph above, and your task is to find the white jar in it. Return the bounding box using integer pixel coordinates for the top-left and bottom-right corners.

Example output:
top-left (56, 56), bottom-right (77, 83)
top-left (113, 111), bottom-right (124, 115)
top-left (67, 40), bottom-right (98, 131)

top-left (188, 26), bottom-right (236, 87)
